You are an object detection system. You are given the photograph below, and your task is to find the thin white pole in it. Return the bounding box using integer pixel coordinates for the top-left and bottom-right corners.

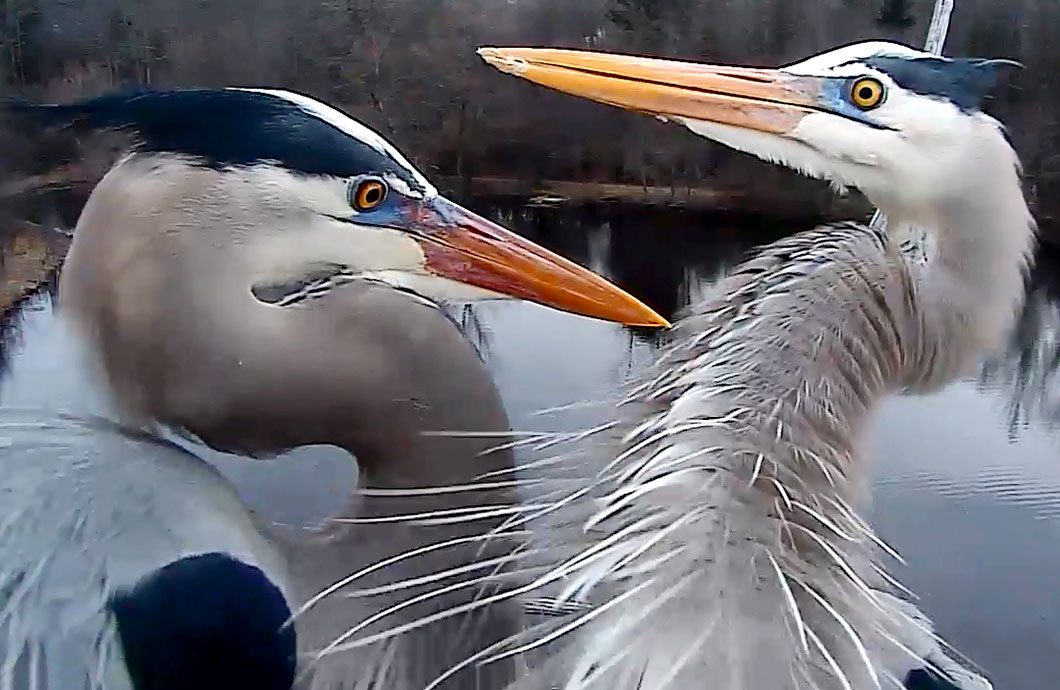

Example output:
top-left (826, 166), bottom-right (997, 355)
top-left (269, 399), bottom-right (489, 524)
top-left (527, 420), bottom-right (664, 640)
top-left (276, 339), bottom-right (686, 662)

top-left (868, 0), bottom-right (955, 231)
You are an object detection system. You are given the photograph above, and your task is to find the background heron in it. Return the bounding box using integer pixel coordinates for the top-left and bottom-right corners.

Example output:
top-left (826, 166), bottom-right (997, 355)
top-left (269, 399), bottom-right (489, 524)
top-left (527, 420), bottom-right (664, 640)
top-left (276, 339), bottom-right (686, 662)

top-left (453, 40), bottom-right (1032, 690)
top-left (0, 87), bottom-right (666, 690)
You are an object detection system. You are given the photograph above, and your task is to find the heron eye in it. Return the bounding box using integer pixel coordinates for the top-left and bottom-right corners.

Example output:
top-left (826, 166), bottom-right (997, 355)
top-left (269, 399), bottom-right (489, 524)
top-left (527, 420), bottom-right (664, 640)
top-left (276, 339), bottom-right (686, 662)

top-left (850, 77), bottom-right (885, 110)
top-left (351, 178), bottom-right (388, 211)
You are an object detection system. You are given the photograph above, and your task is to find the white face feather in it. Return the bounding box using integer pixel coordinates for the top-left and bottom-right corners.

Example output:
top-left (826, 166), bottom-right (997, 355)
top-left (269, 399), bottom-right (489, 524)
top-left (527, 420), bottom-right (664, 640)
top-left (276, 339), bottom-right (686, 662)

top-left (790, 87), bottom-right (978, 215)
top-left (678, 42), bottom-right (1002, 221)
top-left (213, 90), bottom-right (505, 304)
top-left (168, 160), bottom-right (503, 309)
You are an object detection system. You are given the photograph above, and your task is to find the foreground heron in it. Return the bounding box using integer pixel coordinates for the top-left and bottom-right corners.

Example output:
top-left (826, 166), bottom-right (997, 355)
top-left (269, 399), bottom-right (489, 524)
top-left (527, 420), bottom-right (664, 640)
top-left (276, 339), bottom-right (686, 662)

top-left (451, 41), bottom-right (1030, 690)
top-left (0, 87), bottom-right (667, 690)
top-left (0, 413), bottom-right (297, 690)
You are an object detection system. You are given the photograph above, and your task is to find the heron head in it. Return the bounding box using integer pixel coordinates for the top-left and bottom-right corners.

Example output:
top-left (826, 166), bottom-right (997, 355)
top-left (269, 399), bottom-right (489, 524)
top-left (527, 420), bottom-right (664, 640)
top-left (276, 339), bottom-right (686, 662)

top-left (17, 88), bottom-right (667, 328)
top-left (478, 41), bottom-right (1020, 218)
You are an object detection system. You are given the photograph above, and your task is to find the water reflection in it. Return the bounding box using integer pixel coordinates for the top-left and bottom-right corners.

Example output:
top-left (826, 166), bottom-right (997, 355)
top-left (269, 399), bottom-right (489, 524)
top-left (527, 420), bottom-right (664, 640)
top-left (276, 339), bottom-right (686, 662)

top-left (979, 264), bottom-right (1060, 439)
top-left (1, 202), bottom-right (1059, 688)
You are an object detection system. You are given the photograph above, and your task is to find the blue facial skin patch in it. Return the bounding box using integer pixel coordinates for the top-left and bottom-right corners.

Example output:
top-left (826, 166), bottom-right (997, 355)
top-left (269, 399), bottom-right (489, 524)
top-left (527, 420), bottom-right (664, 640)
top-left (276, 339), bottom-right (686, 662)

top-left (341, 185), bottom-right (406, 230)
top-left (815, 78), bottom-right (894, 130)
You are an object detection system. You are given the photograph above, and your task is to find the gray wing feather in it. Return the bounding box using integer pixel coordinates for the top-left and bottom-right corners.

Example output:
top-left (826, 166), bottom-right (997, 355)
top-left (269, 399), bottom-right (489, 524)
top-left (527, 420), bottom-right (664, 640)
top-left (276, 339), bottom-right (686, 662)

top-left (0, 412), bottom-right (288, 690)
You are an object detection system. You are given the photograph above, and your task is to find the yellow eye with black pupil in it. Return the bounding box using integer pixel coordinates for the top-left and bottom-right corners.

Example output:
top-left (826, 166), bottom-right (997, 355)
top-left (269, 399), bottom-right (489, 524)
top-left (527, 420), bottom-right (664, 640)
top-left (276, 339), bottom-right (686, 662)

top-left (353, 179), bottom-right (387, 211)
top-left (850, 77), bottom-right (885, 110)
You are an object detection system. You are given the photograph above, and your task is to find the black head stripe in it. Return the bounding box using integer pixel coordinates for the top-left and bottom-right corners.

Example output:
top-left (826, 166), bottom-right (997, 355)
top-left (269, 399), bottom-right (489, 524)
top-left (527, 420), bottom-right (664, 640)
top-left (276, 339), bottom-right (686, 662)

top-left (864, 55), bottom-right (1021, 112)
top-left (6, 88), bottom-right (427, 190)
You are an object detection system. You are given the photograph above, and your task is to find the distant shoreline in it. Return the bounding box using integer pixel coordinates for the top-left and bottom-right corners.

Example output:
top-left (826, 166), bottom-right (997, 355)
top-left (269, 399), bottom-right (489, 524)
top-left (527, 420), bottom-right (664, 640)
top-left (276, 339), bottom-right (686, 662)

top-left (0, 170), bottom-right (1053, 316)
top-left (0, 222), bottom-right (69, 317)
top-left (1, 167), bottom-right (869, 220)
top-left (0, 171), bottom-right (853, 318)
top-left (437, 176), bottom-right (870, 222)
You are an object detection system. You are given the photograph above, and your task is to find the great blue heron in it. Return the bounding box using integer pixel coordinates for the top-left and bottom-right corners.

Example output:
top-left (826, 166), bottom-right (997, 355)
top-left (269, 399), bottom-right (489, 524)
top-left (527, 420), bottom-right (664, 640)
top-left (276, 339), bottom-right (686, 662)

top-left (0, 412), bottom-right (298, 690)
top-left (0, 87), bottom-right (667, 690)
top-left (416, 40), bottom-right (1028, 690)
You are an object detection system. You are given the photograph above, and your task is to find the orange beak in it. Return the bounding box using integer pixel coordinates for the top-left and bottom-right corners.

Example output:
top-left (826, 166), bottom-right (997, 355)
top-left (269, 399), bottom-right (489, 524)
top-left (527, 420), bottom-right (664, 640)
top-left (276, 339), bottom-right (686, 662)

top-left (477, 47), bottom-right (826, 135)
top-left (408, 195), bottom-right (669, 328)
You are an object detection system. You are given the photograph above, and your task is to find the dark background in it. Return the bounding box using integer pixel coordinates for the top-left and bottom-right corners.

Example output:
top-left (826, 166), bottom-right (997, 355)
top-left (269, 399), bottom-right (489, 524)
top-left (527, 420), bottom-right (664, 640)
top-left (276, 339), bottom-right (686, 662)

top-left (0, 0), bottom-right (1057, 234)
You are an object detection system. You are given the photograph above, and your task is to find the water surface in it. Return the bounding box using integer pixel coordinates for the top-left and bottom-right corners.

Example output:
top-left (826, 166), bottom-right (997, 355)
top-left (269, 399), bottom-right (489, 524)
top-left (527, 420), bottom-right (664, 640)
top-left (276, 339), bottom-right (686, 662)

top-left (2, 203), bottom-right (1058, 687)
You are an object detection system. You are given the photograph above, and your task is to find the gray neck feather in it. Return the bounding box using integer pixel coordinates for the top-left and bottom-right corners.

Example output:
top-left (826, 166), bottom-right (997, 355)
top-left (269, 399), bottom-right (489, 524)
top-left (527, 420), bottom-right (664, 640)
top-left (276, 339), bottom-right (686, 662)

top-left (898, 129), bottom-right (1036, 392)
top-left (510, 127), bottom-right (1034, 690)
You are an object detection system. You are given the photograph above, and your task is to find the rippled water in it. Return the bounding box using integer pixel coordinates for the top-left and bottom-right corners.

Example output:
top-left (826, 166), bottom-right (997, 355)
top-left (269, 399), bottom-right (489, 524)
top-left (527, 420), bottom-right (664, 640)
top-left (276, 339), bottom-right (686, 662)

top-left (2, 202), bottom-right (1059, 687)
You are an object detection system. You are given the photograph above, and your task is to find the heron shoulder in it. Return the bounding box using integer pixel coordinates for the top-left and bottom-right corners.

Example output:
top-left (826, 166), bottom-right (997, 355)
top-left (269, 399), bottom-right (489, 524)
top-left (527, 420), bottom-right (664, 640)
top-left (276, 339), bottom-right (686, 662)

top-left (108, 552), bottom-right (297, 690)
top-left (0, 414), bottom-right (294, 688)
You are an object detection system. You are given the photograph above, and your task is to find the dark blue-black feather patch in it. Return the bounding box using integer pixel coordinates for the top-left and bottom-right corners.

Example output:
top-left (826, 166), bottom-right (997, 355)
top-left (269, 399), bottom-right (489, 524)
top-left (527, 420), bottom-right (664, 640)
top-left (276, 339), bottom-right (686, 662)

top-left (4, 88), bottom-right (428, 190)
top-left (108, 552), bottom-right (297, 690)
top-left (865, 55), bottom-right (1022, 112)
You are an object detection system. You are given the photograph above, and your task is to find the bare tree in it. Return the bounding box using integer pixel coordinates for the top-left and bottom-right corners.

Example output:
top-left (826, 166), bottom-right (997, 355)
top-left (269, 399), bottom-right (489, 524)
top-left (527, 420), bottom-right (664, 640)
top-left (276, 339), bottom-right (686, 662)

top-left (1, 0), bottom-right (1058, 231)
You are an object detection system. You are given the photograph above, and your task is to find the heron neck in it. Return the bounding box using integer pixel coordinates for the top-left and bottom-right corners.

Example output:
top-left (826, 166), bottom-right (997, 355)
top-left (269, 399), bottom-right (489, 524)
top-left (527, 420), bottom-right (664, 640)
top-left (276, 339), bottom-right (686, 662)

top-left (225, 289), bottom-right (520, 499)
top-left (336, 333), bottom-right (517, 497)
top-left (252, 298), bottom-right (525, 690)
top-left (76, 276), bottom-right (521, 504)
top-left (897, 140), bottom-right (1036, 391)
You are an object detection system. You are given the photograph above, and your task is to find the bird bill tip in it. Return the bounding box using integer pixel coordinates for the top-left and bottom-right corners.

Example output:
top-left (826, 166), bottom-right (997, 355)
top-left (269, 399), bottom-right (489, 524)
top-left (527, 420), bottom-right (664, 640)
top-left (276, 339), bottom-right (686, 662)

top-left (477, 47), bottom-right (532, 77)
top-left (416, 197), bottom-right (669, 329)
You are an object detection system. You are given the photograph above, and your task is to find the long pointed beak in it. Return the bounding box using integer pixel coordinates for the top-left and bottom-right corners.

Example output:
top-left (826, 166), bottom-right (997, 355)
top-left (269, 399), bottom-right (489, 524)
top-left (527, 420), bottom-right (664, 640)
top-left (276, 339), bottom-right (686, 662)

top-left (477, 47), bottom-right (825, 135)
top-left (408, 196), bottom-right (669, 328)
